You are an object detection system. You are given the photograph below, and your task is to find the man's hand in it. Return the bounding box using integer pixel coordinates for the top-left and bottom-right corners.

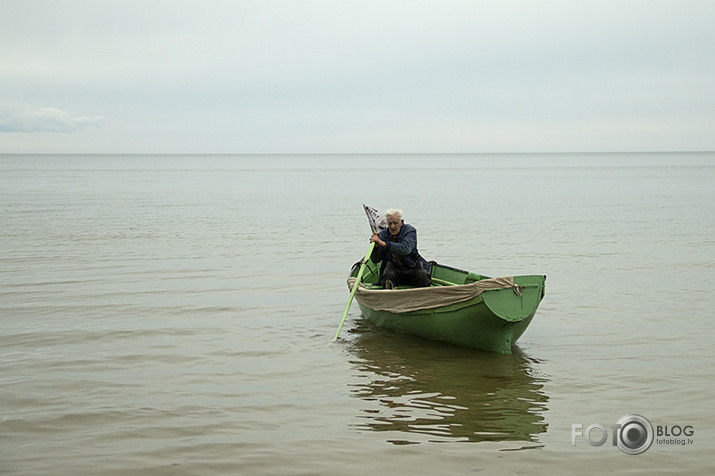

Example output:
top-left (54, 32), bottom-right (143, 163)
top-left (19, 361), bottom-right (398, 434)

top-left (370, 233), bottom-right (386, 247)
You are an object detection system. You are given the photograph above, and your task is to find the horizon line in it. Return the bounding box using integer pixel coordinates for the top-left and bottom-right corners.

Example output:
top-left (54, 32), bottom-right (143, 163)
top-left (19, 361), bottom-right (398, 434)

top-left (1, 150), bottom-right (714, 156)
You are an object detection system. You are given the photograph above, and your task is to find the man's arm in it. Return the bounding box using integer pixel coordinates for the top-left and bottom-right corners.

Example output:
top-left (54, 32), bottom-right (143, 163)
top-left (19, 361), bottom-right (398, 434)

top-left (370, 231), bottom-right (386, 262)
top-left (382, 226), bottom-right (417, 256)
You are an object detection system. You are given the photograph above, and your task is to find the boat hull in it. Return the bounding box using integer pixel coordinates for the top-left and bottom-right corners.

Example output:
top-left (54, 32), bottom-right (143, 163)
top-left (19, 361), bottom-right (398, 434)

top-left (348, 261), bottom-right (545, 354)
top-left (356, 293), bottom-right (535, 354)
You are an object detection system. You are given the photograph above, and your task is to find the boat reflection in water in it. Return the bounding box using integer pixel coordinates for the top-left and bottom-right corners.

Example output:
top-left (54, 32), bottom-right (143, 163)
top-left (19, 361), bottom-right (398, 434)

top-left (347, 320), bottom-right (549, 447)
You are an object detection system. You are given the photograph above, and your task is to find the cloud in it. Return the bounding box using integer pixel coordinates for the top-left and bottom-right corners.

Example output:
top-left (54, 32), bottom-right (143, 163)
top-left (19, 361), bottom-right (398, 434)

top-left (1, 1), bottom-right (713, 152)
top-left (0, 103), bottom-right (103, 133)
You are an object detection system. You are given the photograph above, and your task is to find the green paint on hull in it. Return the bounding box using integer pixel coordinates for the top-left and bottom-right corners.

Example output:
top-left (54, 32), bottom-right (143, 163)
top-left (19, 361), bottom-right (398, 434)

top-left (349, 260), bottom-right (546, 354)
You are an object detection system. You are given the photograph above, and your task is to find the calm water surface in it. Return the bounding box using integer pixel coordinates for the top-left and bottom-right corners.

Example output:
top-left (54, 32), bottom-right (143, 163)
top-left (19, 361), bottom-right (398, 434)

top-left (1, 153), bottom-right (713, 474)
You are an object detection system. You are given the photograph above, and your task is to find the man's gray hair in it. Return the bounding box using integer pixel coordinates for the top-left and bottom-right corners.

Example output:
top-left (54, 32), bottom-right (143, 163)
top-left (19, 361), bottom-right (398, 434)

top-left (385, 209), bottom-right (403, 219)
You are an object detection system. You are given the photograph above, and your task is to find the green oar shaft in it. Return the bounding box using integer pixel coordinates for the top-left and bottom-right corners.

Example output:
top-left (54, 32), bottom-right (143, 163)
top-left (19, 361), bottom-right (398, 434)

top-left (332, 241), bottom-right (375, 342)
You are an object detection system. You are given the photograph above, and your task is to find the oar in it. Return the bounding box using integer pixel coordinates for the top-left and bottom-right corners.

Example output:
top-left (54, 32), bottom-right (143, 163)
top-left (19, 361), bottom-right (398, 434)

top-left (332, 240), bottom-right (376, 342)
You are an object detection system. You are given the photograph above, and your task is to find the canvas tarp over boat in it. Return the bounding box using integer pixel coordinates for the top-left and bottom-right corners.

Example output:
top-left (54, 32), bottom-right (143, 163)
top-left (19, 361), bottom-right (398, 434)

top-left (346, 276), bottom-right (519, 313)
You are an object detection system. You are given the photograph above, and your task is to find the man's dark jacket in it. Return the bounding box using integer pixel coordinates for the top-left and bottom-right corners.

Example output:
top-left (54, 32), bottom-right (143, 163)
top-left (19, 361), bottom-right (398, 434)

top-left (370, 224), bottom-right (424, 274)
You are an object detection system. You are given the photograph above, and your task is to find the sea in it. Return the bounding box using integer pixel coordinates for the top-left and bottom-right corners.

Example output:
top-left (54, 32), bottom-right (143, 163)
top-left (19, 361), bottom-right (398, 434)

top-left (1, 152), bottom-right (713, 475)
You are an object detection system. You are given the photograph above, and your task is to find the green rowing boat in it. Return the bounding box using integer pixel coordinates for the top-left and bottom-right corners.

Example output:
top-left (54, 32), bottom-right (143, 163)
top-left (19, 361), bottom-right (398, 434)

top-left (347, 259), bottom-right (546, 354)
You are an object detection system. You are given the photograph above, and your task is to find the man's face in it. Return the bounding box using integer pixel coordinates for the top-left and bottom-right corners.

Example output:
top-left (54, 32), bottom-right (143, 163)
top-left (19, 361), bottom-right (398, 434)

top-left (386, 214), bottom-right (404, 236)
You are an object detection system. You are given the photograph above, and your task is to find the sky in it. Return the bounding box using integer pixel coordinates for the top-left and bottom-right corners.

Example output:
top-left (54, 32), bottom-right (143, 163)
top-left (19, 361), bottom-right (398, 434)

top-left (1, 0), bottom-right (714, 154)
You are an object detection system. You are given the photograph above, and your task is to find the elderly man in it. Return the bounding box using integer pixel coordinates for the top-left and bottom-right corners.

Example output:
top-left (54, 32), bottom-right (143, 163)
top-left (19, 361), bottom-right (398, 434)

top-left (369, 209), bottom-right (432, 289)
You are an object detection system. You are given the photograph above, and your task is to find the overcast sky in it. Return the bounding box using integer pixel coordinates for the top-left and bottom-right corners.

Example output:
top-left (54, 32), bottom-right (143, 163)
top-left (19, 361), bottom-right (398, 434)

top-left (1, 0), bottom-right (713, 153)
